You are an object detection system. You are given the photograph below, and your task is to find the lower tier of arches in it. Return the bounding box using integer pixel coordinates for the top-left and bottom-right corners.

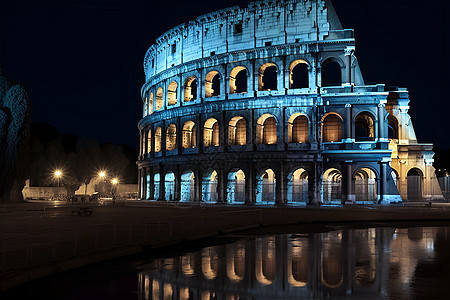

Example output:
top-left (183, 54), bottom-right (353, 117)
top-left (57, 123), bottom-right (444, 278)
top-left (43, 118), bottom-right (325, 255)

top-left (137, 155), bottom-right (401, 205)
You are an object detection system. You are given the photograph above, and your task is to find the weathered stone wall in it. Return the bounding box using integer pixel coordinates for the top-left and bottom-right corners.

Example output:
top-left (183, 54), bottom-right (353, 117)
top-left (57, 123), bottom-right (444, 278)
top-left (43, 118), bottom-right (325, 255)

top-left (0, 70), bottom-right (30, 203)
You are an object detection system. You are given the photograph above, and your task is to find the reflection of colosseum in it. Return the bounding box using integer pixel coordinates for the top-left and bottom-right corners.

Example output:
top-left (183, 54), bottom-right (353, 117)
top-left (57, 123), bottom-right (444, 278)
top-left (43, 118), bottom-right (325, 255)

top-left (137, 0), bottom-right (443, 204)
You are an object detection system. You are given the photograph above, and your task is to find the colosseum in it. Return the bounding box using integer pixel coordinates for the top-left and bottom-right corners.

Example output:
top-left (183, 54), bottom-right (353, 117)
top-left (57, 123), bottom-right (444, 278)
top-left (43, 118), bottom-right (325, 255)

top-left (137, 0), bottom-right (443, 205)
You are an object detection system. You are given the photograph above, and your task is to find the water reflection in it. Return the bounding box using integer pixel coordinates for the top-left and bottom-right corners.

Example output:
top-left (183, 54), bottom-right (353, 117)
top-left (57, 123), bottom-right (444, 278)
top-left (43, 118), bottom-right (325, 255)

top-left (139, 227), bottom-right (450, 299)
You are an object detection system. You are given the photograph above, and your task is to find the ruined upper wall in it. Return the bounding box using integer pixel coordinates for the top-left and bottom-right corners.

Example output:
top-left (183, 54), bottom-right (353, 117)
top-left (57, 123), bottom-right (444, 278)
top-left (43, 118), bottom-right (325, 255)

top-left (144, 0), bottom-right (345, 80)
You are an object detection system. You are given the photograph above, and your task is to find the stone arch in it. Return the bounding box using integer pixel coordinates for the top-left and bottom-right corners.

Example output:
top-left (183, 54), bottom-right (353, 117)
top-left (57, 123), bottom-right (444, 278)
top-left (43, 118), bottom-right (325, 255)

top-left (323, 168), bottom-right (342, 204)
top-left (164, 171), bottom-right (175, 201)
top-left (321, 57), bottom-right (343, 87)
top-left (154, 127), bottom-right (162, 152)
top-left (168, 81), bottom-right (178, 106)
top-left (256, 168), bottom-right (276, 204)
top-left (288, 113), bottom-right (309, 143)
top-left (230, 66), bottom-right (248, 94)
top-left (256, 236), bottom-right (276, 285)
top-left (287, 168), bottom-right (309, 204)
top-left (182, 121), bottom-right (197, 149)
top-left (407, 168), bottom-right (423, 201)
top-left (226, 169), bottom-right (246, 204)
top-left (353, 167), bottom-right (378, 202)
top-left (165, 124), bottom-right (177, 151)
top-left (204, 118), bottom-right (219, 147)
top-left (148, 92), bottom-right (154, 115)
top-left (180, 170), bottom-right (195, 202)
top-left (181, 253), bottom-right (195, 277)
top-left (147, 128), bottom-right (152, 154)
top-left (228, 116), bottom-right (247, 146)
top-left (355, 111), bottom-right (376, 142)
top-left (202, 169), bottom-right (218, 203)
top-left (289, 59), bottom-right (309, 89)
top-left (322, 113), bottom-right (343, 143)
top-left (156, 87), bottom-right (164, 111)
top-left (258, 62), bottom-right (278, 91)
top-left (388, 114), bottom-right (399, 140)
top-left (391, 168), bottom-right (399, 187)
top-left (184, 76), bottom-right (198, 102)
top-left (153, 173), bottom-right (160, 200)
top-left (205, 71), bottom-right (221, 98)
top-left (256, 114), bottom-right (277, 145)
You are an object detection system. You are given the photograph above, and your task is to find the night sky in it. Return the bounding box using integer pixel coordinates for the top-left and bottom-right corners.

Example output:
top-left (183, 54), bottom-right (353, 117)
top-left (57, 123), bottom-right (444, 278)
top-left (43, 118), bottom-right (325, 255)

top-left (1, 0), bottom-right (449, 150)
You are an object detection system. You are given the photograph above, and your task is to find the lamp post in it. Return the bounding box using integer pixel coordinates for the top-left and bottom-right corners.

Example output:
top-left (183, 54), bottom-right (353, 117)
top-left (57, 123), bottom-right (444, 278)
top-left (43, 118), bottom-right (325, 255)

top-left (54, 170), bottom-right (62, 201)
top-left (111, 178), bottom-right (119, 204)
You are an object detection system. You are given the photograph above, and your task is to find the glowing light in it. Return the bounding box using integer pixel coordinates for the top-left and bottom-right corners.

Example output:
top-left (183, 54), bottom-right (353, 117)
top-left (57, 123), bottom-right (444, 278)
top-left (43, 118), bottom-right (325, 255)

top-left (54, 170), bottom-right (62, 178)
top-left (111, 178), bottom-right (119, 185)
top-left (99, 171), bottom-right (106, 178)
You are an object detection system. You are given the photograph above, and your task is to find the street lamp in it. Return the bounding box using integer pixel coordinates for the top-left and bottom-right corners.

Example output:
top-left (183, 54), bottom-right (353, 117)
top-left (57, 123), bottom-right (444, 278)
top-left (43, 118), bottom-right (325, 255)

top-left (54, 170), bottom-right (62, 200)
top-left (111, 178), bottom-right (119, 203)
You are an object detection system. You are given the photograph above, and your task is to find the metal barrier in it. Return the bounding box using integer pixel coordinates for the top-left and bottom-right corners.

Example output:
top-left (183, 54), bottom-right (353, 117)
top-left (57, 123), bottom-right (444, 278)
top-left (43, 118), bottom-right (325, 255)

top-left (0, 209), bottom-right (262, 276)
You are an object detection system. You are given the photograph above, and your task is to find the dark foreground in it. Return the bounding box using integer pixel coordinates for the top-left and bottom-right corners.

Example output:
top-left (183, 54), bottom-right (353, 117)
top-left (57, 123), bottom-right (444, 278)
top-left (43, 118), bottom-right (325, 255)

top-left (1, 201), bottom-right (450, 293)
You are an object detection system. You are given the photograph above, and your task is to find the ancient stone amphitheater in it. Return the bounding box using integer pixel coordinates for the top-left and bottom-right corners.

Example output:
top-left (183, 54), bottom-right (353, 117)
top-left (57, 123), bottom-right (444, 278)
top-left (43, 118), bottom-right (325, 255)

top-left (137, 0), bottom-right (443, 205)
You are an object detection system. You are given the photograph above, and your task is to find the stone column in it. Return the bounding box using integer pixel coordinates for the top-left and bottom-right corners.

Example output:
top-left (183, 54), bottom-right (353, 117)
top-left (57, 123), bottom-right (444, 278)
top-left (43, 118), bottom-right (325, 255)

top-left (379, 161), bottom-right (388, 205)
top-left (143, 128), bottom-right (149, 159)
top-left (142, 168), bottom-right (147, 200)
top-left (158, 164), bottom-right (165, 201)
top-left (275, 166), bottom-right (286, 206)
top-left (342, 162), bottom-right (355, 204)
top-left (195, 168), bottom-right (202, 203)
top-left (217, 169), bottom-right (226, 204)
top-left (138, 168), bottom-right (143, 199)
top-left (245, 168), bottom-right (255, 205)
top-left (149, 169), bottom-right (154, 200)
top-left (344, 46), bottom-right (355, 85)
top-left (378, 103), bottom-right (387, 142)
top-left (174, 171), bottom-right (181, 202)
top-left (344, 104), bottom-right (353, 142)
top-left (309, 160), bottom-right (323, 205)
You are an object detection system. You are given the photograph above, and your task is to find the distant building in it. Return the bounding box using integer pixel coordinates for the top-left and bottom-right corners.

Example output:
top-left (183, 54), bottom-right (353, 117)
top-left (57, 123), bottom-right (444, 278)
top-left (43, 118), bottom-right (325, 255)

top-left (137, 0), bottom-right (443, 204)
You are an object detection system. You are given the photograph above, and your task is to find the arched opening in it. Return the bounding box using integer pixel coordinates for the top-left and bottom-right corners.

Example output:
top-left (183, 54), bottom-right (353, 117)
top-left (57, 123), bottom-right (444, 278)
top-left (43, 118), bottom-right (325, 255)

top-left (391, 168), bottom-right (399, 187)
top-left (205, 71), bottom-right (220, 98)
top-left (148, 92), bottom-right (154, 115)
top-left (256, 169), bottom-right (276, 204)
top-left (230, 66), bottom-right (248, 94)
top-left (290, 60), bottom-right (309, 89)
top-left (354, 168), bottom-right (377, 202)
top-left (180, 170), bottom-right (195, 202)
top-left (288, 237), bottom-right (308, 287)
top-left (287, 168), bottom-right (309, 205)
top-left (257, 114), bottom-right (277, 145)
top-left (202, 170), bottom-right (218, 203)
top-left (153, 173), bottom-right (160, 200)
top-left (143, 97), bottom-right (148, 117)
top-left (321, 59), bottom-right (342, 87)
top-left (322, 231), bottom-right (344, 288)
top-left (147, 129), bottom-right (151, 154)
top-left (156, 87), bottom-right (164, 111)
top-left (388, 114), bottom-right (399, 140)
top-left (226, 242), bottom-right (246, 282)
top-left (204, 118), bottom-right (219, 147)
top-left (288, 113), bottom-right (309, 143)
top-left (355, 112), bottom-right (375, 142)
top-left (182, 121), bottom-right (197, 149)
top-left (181, 253), bottom-right (195, 277)
top-left (226, 169), bottom-right (246, 204)
top-left (228, 116), bottom-right (247, 146)
top-left (256, 236), bottom-right (276, 285)
top-left (407, 168), bottom-right (423, 201)
top-left (154, 127), bottom-right (162, 153)
top-left (168, 81), bottom-right (178, 106)
top-left (166, 124), bottom-right (177, 151)
top-left (322, 114), bottom-right (342, 143)
top-left (164, 171), bottom-right (175, 201)
top-left (259, 63), bottom-right (278, 91)
top-left (184, 76), bottom-right (198, 102)
top-left (323, 168), bottom-right (342, 204)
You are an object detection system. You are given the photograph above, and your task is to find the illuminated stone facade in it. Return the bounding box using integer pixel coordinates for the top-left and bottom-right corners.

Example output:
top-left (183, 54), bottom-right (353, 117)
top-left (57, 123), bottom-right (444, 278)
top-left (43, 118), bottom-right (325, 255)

top-left (137, 0), bottom-right (443, 204)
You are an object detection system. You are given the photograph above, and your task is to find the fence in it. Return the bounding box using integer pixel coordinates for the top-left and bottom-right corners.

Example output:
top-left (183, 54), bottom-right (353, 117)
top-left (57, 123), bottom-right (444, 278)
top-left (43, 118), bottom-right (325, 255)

top-left (0, 209), bottom-right (262, 277)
